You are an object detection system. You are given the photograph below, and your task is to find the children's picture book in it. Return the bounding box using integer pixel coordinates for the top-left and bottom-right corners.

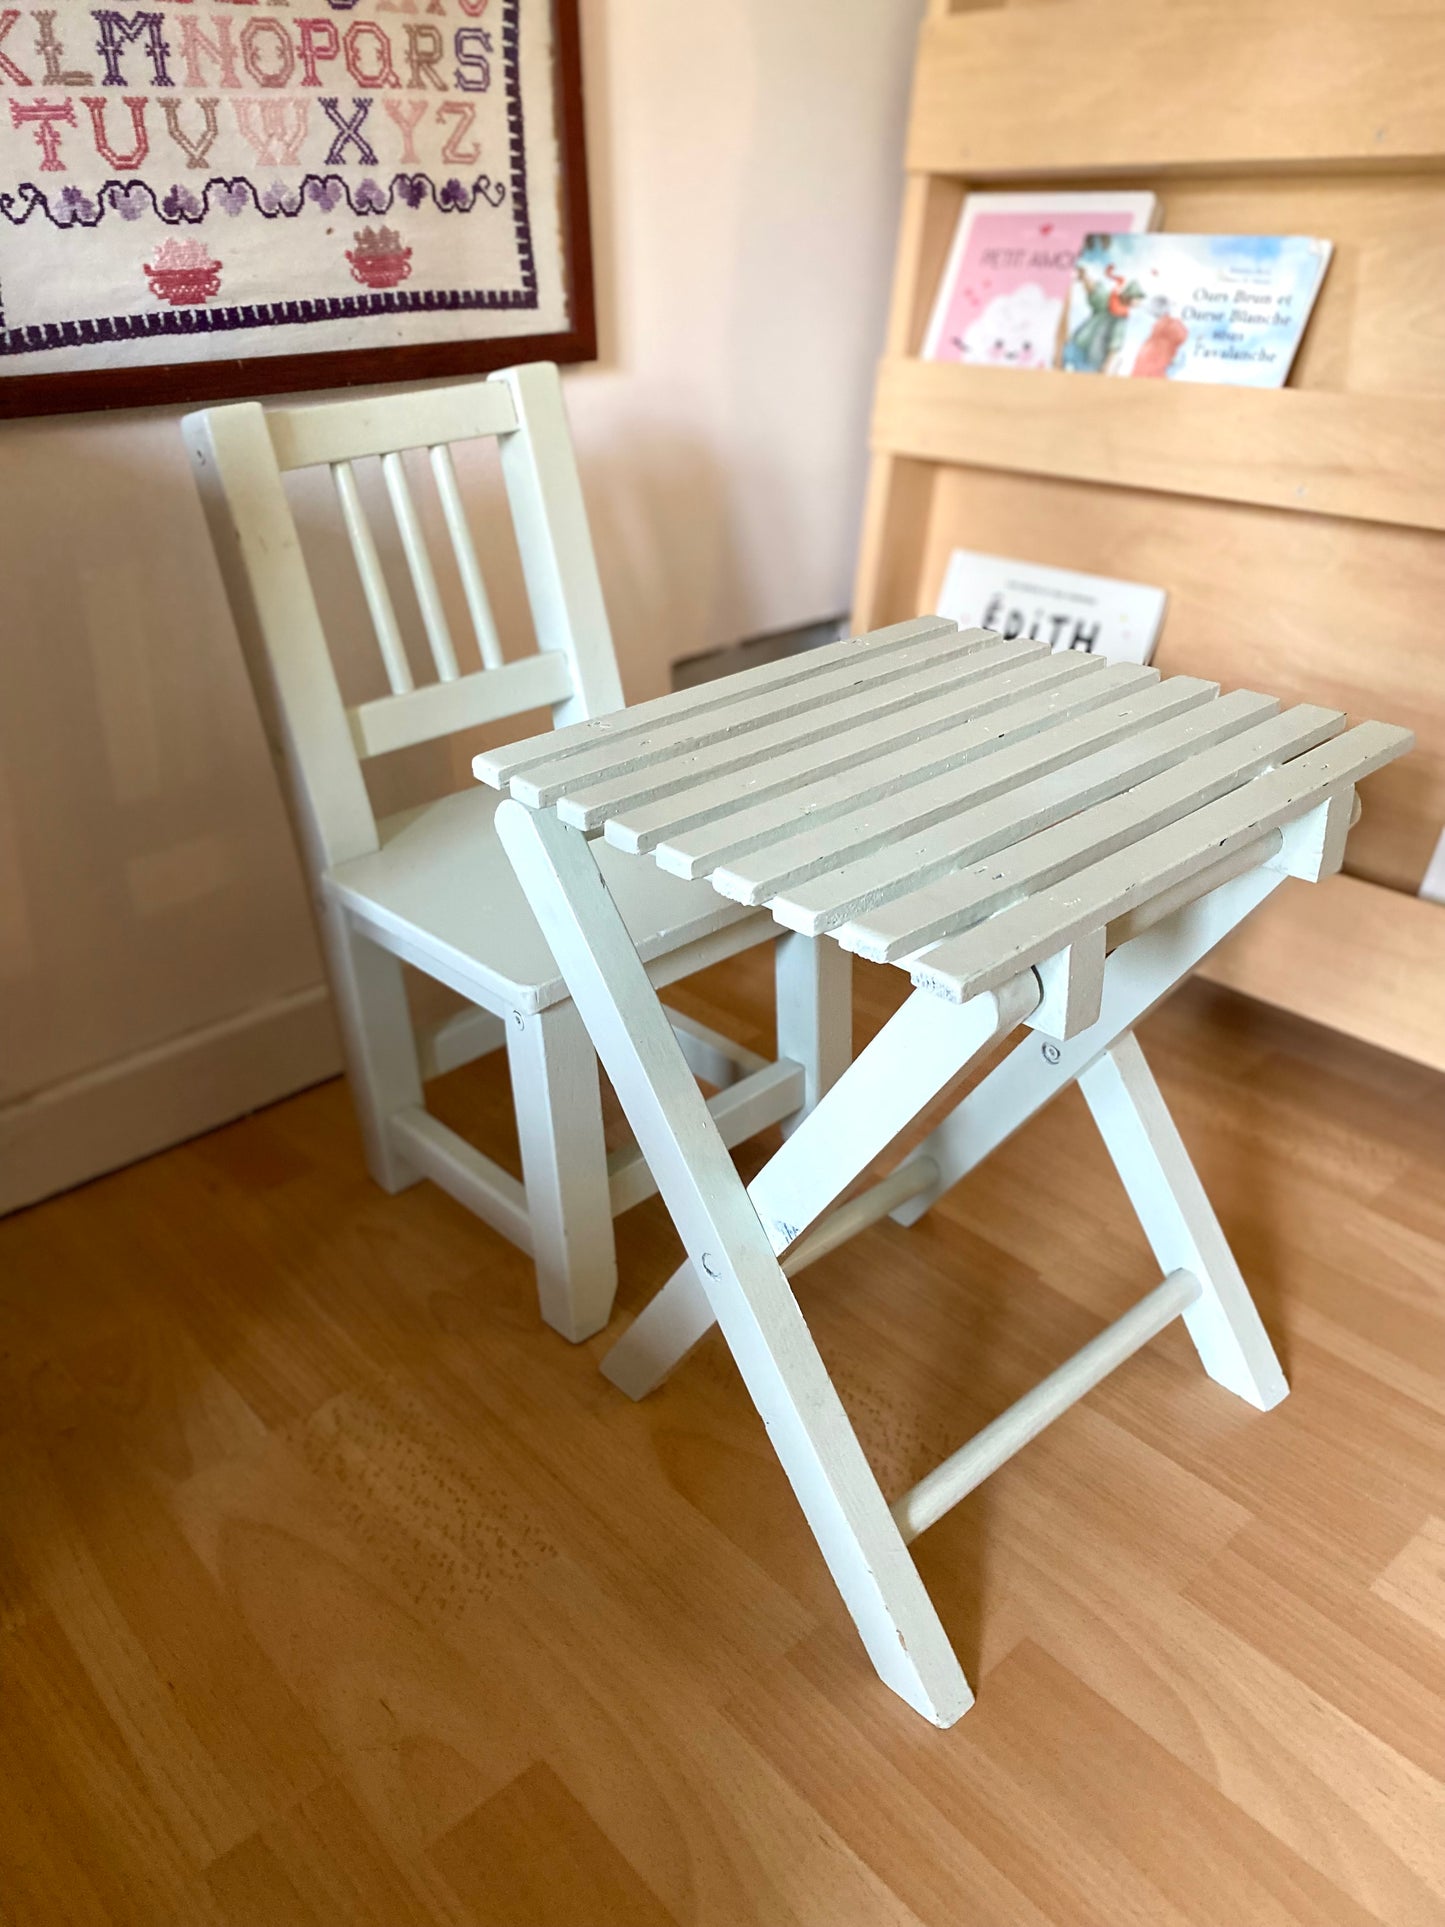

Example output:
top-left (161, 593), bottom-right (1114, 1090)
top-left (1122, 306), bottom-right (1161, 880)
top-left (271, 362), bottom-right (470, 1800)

top-left (935, 549), bottom-right (1166, 668)
top-left (1060, 233), bottom-right (1332, 386)
top-left (922, 191), bottom-right (1157, 370)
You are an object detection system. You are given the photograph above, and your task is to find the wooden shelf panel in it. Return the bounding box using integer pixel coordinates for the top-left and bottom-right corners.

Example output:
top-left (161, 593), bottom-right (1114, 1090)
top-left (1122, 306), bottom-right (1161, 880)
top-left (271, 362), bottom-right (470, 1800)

top-left (871, 359), bottom-right (1445, 535)
top-left (909, 6), bottom-right (1445, 179)
top-left (1197, 872), bottom-right (1445, 1073)
top-left (859, 2), bottom-right (1445, 1071)
top-left (907, 463), bottom-right (1444, 897)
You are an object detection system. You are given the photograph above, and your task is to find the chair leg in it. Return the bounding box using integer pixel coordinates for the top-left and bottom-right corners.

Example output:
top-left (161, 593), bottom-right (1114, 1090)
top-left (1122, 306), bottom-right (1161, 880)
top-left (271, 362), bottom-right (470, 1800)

top-left (774, 930), bottom-right (852, 1136)
top-left (1078, 1032), bottom-right (1288, 1411)
top-left (506, 999), bottom-right (618, 1343)
top-left (322, 901), bottom-right (425, 1194)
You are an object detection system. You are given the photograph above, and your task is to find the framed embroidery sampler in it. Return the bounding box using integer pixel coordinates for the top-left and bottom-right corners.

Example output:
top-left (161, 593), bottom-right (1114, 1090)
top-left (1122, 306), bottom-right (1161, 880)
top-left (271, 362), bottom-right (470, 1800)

top-left (0, 0), bottom-right (594, 417)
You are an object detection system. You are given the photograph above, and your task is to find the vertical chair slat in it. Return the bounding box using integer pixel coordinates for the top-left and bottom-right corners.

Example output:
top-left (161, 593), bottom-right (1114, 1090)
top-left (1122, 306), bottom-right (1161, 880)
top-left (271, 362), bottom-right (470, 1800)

top-left (333, 459), bottom-right (414, 696)
top-left (430, 444), bottom-right (505, 670)
top-left (382, 450), bottom-right (461, 683)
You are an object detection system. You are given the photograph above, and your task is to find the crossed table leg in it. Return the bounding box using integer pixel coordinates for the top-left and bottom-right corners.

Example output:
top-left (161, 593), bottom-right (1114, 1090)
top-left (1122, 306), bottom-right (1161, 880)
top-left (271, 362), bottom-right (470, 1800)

top-left (497, 799), bottom-right (1291, 1726)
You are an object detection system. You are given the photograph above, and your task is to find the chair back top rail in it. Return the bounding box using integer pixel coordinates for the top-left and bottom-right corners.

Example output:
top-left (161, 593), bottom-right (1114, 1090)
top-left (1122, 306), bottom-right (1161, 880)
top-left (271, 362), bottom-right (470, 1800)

top-left (477, 623), bottom-right (1412, 1004)
top-left (267, 380), bottom-right (520, 472)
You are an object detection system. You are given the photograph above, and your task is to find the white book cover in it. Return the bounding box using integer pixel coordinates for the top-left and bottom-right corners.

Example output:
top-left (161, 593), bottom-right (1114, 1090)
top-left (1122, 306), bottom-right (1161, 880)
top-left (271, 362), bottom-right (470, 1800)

top-left (922, 190), bottom-right (1158, 369)
top-left (935, 549), bottom-right (1167, 668)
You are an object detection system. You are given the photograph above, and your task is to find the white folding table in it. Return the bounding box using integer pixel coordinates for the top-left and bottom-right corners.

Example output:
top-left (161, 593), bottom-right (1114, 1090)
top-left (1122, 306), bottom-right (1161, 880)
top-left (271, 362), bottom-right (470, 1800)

top-left (477, 616), bottom-right (1410, 1726)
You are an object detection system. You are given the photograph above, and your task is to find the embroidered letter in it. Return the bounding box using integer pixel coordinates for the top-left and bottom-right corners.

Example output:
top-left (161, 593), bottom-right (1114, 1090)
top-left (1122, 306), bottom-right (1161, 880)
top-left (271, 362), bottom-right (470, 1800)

top-left (297, 17), bottom-right (339, 85)
top-left (81, 95), bottom-right (150, 168)
top-left (159, 95), bottom-right (220, 169)
top-left (178, 17), bottom-right (239, 88)
top-left (232, 97), bottom-right (309, 166)
top-left (342, 21), bottom-right (400, 87)
top-left (402, 22), bottom-right (444, 89)
top-left (319, 93), bottom-right (375, 164)
top-left (240, 17), bottom-right (294, 86)
top-left (382, 95), bottom-right (425, 162)
top-left (9, 96), bottom-right (75, 170)
top-left (94, 11), bottom-right (173, 88)
top-left (437, 97), bottom-right (479, 164)
top-left (0, 8), bottom-right (33, 85)
top-left (452, 25), bottom-right (489, 91)
top-left (32, 10), bottom-right (92, 86)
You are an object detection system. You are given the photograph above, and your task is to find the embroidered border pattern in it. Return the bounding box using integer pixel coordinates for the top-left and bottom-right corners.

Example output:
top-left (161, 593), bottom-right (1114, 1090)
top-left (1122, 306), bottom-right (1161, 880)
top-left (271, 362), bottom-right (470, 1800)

top-left (0, 173), bottom-right (510, 232)
top-left (0, 0), bottom-right (534, 357)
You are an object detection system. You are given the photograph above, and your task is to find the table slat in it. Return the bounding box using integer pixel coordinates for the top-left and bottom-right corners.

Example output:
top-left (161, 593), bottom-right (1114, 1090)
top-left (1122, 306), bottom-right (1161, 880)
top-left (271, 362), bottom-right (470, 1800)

top-left (653, 660), bottom-right (1156, 883)
top-left (909, 722), bottom-right (1413, 1003)
top-left (551, 634), bottom-right (1053, 830)
top-left (513, 624), bottom-right (1001, 810)
top-left (474, 614), bottom-right (960, 789)
top-left (475, 618), bottom-right (1413, 1006)
top-left (842, 703), bottom-right (1344, 962)
top-left (725, 673), bottom-right (1216, 918)
top-left (602, 642), bottom-right (1082, 854)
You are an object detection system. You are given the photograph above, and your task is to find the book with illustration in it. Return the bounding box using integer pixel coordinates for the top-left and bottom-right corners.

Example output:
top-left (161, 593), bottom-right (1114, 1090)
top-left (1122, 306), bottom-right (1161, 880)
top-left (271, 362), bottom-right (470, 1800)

top-left (922, 191), bottom-right (1158, 370)
top-left (1060, 233), bottom-right (1332, 386)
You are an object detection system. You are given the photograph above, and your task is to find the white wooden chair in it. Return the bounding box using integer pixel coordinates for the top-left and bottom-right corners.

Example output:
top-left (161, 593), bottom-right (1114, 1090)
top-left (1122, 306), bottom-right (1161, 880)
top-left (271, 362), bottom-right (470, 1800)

top-left (183, 365), bottom-right (849, 1342)
top-left (481, 621), bottom-right (1411, 1721)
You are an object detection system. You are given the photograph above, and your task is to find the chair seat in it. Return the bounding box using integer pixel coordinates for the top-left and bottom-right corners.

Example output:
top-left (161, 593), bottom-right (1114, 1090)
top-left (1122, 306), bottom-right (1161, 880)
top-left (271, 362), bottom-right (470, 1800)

top-left (327, 787), bottom-right (761, 1014)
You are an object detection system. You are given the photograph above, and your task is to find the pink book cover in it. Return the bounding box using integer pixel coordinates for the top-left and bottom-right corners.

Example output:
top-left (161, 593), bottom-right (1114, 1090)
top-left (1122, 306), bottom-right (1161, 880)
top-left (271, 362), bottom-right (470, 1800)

top-left (923, 192), bottom-right (1157, 369)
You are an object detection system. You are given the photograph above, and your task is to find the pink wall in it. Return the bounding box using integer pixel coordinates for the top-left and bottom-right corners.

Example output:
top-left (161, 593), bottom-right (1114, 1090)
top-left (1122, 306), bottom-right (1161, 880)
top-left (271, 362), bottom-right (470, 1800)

top-left (0, 0), bottom-right (924, 1208)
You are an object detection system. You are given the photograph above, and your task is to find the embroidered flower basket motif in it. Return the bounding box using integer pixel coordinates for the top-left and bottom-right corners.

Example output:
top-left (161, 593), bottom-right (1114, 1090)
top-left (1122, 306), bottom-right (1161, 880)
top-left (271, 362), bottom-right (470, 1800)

top-left (144, 237), bottom-right (222, 306)
top-left (346, 226), bottom-right (412, 291)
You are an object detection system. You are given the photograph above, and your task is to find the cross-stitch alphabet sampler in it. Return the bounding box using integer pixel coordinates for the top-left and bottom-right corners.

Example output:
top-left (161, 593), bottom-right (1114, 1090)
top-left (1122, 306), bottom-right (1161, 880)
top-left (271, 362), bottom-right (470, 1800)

top-left (0, 0), bottom-right (593, 415)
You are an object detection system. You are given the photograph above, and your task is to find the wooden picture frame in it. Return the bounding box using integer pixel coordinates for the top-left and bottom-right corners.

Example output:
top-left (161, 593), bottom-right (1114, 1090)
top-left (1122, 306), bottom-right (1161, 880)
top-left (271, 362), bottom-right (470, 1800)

top-left (0, 0), bottom-right (595, 421)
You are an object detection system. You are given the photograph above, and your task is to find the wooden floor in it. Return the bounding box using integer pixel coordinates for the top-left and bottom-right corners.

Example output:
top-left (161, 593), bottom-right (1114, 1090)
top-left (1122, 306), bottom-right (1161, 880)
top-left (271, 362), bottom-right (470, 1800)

top-left (2, 951), bottom-right (1443, 1927)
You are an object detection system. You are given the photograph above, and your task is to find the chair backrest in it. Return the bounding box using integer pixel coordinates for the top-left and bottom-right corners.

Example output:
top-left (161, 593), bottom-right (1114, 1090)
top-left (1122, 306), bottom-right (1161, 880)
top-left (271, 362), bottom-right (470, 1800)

top-left (183, 363), bottom-right (625, 877)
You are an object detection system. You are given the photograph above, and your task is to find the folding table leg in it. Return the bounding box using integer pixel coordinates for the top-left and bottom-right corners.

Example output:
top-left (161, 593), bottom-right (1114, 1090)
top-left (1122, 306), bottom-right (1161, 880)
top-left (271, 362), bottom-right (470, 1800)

top-left (496, 800), bottom-right (988, 1724)
top-left (605, 867), bottom-right (1286, 1400)
top-left (602, 974), bottom-right (1038, 1399)
top-left (890, 864), bottom-right (1285, 1226)
top-left (1078, 1035), bottom-right (1287, 1410)
top-left (773, 930), bottom-right (852, 1136)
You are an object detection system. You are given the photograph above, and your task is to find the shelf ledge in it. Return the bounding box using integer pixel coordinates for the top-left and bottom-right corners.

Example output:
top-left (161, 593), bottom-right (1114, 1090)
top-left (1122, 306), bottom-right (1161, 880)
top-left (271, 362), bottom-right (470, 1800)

top-left (909, 8), bottom-right (1445, 179)
top-left (871, 359), bottom-right (1445, 536)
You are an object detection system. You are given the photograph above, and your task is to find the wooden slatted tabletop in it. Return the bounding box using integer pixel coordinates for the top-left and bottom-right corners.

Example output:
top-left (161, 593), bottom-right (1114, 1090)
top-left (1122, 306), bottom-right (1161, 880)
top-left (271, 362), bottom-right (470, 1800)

top-left (475, 617), bottom-right (1412, 1006)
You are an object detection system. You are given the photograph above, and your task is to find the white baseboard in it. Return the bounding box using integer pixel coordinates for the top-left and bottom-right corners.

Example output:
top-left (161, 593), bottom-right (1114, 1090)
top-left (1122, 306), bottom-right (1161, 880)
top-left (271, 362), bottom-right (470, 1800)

top-left (0, 983), bottom-right (342, 1216)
